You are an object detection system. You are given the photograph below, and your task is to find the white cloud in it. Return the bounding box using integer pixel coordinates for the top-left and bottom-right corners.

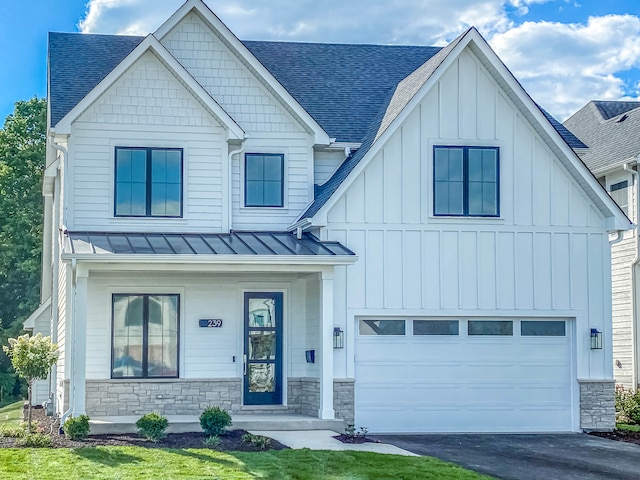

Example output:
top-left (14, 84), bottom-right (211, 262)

top-left (78, 0), bottom-right (640, 119)
top-left (490, 15), bottom-right (640, 119)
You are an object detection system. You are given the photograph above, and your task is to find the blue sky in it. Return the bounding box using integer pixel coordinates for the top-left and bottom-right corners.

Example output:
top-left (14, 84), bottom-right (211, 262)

top-left (1, 0), bottom-right (639, 124)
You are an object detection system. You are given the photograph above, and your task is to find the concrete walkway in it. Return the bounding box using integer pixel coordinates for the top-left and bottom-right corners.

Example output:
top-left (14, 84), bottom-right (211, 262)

top-left (250, 429), bottom-right (418, 456)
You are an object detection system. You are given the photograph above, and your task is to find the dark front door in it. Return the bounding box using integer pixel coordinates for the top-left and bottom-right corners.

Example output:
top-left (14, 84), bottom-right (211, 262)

top-left (244, 292), bottom-right (283, 405)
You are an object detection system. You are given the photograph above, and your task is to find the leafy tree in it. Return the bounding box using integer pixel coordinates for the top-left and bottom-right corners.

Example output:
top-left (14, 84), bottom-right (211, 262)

top-left (3, 333), bottom-right (58, 432)
top-left (0, 98), bottom-right (46, 405)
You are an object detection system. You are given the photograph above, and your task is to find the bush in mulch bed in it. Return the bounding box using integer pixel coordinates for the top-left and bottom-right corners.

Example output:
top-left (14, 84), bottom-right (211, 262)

top-left (0, 405), bottom-right (286, 451)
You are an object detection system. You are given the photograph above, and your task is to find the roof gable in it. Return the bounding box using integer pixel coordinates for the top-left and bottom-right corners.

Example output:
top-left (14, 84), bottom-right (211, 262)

top-left (52, 34), bottom-right (244, 140)
top-left (299, 28), bottom-right (631, 231)
top-left (154, 0), bottom-right (330, 145)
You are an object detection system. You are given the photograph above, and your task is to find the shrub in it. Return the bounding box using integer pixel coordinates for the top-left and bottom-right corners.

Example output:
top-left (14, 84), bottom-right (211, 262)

top-left (63, 415), bottom-right (91, 440)
top-left (199, 406), bottom-right (232, 436)
top-left (0, 425), bottom-right (26, 438)
top-left (135, 412), bottom-right (169, 442)
top-left (242, 432), bottom-right (271, 450)
top-left (615, 388), bottom-right (640, 424)
top-left (203, 435), bottom-right (221, 447)
top-left (16, 433), bottom-right (52, 448)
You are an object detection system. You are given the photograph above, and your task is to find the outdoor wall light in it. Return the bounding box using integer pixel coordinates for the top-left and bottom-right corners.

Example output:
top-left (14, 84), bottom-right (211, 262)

top-left (305, 349), bottom-right (315, 363)
top-left (590, 328), bottom-right (603, 350)
top-left (333, 327), bottom-right (344, 349)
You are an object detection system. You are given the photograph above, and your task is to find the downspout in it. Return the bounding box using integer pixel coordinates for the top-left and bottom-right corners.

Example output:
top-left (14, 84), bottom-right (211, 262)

top-left (623, 162), bottom-right (640, 389)
top-left (228, 141), bottom-right (245, 231)
top-left (49, 137), bottom-right (66, 418)
top-left (59, 258), bottom-right (77, 429)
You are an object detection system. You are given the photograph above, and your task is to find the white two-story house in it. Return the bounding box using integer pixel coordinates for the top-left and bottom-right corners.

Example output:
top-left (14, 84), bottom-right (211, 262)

top-left (26, 0), bottom-right (630, 433)
top-left (564, 101), bottom-right (640, 391)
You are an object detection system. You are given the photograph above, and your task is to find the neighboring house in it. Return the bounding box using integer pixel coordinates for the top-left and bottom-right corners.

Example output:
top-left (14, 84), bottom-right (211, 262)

top-left (564, 101), bottom-right (640, 390)
top-left (24, 0), bottom-right (630, 433)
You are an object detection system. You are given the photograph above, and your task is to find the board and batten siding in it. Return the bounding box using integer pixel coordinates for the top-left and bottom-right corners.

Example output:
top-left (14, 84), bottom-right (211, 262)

top-left (68, 51), bottom-right (227, 233)
top-left (323, 47), bottom-right (612, 380)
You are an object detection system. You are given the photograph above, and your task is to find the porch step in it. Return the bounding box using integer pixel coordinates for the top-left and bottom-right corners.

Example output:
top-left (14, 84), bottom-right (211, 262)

top-left (89, 414), bottom-right (344, 435)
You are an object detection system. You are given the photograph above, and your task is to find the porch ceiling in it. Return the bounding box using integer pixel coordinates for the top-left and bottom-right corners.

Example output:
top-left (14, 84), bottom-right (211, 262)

top-left (63, 231), bottom-right (355, 264)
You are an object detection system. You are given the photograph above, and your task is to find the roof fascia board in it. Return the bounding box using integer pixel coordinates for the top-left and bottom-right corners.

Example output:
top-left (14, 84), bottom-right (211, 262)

top-left (464, 32), bottom-right (631, 230)
top-left (61, 253), bottom-right (357, 266)
top-left (154, 0), bottom-right (331, 145)
top-left (54, 34), bottom-right (245, 140)
top-left (309, 32), bottom-right (472, 225)
top-left (23, 298), bottom-right (52, 330)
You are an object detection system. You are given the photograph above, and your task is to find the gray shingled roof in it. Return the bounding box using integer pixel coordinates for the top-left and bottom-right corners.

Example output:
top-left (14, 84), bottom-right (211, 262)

top-left (563, 101), bottom-right (640, 172)
top-left (49, 32), bottom-right (440, 143)
top-left (593, 101), bottom-right (640, 121)
top-left (65, 231), bottom-right (355, 257)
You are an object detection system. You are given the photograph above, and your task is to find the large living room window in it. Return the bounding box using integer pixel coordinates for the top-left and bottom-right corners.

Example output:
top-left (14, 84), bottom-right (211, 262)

top-left (244, 153), bottom-right (284, 207)
top-left (434, 146), bottom-right (499, 217)
top-left (115, 147), bottom-right (183, 217)
top-left (112, 294), bottom-right (179, 378)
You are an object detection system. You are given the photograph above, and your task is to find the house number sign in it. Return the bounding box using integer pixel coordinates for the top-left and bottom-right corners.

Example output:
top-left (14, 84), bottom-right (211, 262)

top-left (199, 319), bottom-right (223, 328)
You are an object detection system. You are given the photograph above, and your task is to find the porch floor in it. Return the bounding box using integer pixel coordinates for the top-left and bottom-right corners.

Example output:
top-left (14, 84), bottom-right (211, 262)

top-left (89, 413), bottom-right (345, 435)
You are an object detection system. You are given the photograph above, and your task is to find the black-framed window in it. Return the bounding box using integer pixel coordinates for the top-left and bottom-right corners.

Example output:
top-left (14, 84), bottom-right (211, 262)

top-left (112, 294), bottom-right (179, 378)
top-left (115, 147), bottom-right (183, 217)
top-left (244, 153), bottom-right (284, 207)
top-left (434, 146), bottom-right (499, 216)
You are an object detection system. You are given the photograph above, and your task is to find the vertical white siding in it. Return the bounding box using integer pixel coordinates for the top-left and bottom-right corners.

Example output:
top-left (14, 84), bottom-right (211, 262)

top-left (69, 51), bottom-right (227, 233)
top-left (324, 46), bottom-right (611, 381)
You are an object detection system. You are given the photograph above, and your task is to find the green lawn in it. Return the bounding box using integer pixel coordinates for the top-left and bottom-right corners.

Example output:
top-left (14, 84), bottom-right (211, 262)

top-left (617, 423), bottom-right (640, 432)
top-left (0, 401), bottom-right (23, 427)
top-left (0, 447), bottom-right (493, 480)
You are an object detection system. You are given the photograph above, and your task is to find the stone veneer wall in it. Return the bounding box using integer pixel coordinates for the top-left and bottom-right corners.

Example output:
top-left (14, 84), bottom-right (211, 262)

top-left (579, 379), bottom-right (616, 431)
top-left (287, 377), bottom-right (355, 423)
top-left (287, 378), bottom-right (319, 416)
top-left (333, 379), bottom-right (355, 424)
top-left (85, 379), bottom-right (242, 416)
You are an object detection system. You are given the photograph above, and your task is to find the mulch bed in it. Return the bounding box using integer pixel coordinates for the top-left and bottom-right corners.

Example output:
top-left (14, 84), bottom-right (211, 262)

top-left (332, 434), bottom-right (379, 444)
top-left (589, 429), bottom-right (640, 446)
top-left (0, 405), bottom-right (287, 451)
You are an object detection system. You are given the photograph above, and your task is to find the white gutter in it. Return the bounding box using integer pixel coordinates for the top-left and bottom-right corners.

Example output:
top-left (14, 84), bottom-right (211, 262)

top-left (228, 141), bottom-right (246, 232)
top-left (60, 253), bottom-right (358, 266)
top-left (625, 161), bottom-right (640, 388)
top-left (48, 137), bottom-right (66, 422)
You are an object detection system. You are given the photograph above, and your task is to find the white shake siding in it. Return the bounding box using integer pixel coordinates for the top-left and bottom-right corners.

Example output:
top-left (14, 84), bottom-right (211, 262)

top-left (161, 13), bottom-right (315, 231)
top-left (69, 51), bottom-right (226, 233)
top-left (324, 48), bottom-right (611, 380)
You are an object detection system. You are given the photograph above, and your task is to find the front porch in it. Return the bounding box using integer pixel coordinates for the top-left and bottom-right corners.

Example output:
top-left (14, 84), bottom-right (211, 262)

top-left (90, 412), bottom-right (345, 435)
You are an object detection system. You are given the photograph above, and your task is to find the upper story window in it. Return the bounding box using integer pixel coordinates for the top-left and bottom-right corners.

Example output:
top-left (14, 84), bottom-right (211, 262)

top-left (245, 153), bottom-right (284, 207)
top-left (609, 180), bottom-right (629, 216)
top-left (115, 147), bottom-right (183, 217)
top-left (433, 146), bottom-right (499, 217)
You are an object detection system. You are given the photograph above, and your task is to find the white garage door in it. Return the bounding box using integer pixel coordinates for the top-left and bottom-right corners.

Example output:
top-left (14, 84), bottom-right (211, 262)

top-left (355, 318), bottom-right (573, 433)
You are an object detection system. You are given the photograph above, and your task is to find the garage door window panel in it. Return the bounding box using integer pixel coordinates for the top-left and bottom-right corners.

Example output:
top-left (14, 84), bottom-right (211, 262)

top-left (521, 321), bottom-right (566, 336)
top-left (359, 320), bottom-right (405, 335)
top-left (468, 320), bottom-right (513, 336)
top-left (413, 320), bottom-right (459, 335)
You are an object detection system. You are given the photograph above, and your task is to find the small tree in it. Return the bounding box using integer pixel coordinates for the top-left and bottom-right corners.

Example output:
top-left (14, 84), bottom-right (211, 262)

top-left (3, 333), bottom-right (58, 432)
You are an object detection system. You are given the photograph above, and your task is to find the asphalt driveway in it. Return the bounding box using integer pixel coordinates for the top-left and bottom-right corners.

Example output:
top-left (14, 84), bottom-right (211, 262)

top-left (371, 433), bottom-right (640, 480)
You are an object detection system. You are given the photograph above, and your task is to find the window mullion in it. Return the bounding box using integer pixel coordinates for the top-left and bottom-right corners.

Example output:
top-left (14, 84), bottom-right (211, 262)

top-left (142, 295), bottom-right (149, 377)
top-left (145, 149), bottom-right (152, 216)
top-left (463, 148), bottom-right (469, 216)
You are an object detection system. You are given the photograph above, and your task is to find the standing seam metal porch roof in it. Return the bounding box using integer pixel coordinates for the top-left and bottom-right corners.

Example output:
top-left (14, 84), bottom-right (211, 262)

top-left (64, 231), bottom-right (355, 257)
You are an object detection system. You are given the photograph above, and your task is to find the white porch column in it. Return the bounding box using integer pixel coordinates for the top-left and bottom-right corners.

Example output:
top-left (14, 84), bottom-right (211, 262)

top-left (319, 268), bottom-right (335, 419)
top-left (71, 264), bottom-right (88, 415)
